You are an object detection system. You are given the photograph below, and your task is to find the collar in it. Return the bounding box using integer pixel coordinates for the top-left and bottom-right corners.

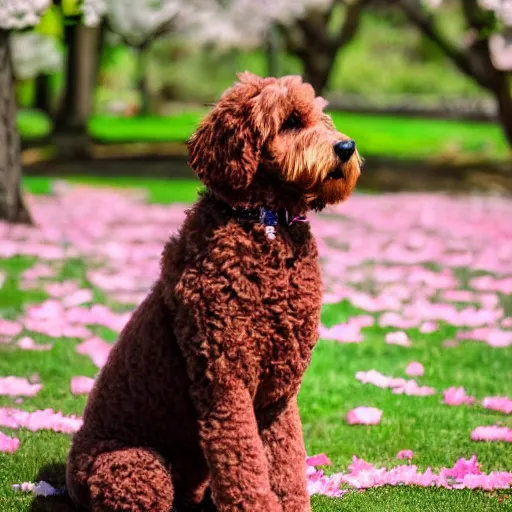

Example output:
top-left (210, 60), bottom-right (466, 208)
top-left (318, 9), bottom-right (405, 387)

top-left (230, 205), bottom-right (307, 240)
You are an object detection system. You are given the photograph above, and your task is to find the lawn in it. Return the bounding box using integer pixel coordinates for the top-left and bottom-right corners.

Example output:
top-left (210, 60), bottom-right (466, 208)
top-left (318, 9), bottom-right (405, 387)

top-left (1, 177), bottom-right (511, 511)
top-left (17, 110), bottom-right (510, 162)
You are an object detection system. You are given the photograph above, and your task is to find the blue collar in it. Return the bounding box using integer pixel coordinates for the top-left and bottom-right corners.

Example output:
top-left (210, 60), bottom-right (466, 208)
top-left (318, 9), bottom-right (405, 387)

top-left (231, 206), bottom-right (307, 240)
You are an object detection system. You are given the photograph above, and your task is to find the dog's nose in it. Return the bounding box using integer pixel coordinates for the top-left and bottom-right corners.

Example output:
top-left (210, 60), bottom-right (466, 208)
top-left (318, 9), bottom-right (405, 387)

top-left (334, 140), bottom-right (356, 162)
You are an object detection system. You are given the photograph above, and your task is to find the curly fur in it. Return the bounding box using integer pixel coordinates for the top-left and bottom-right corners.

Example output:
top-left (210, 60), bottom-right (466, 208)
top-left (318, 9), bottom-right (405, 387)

top-left (66, 72), bottom-right (361, 511)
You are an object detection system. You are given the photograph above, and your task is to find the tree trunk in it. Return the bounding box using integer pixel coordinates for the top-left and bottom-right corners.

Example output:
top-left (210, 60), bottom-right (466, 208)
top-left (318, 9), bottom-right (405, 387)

top-left (54, 21), bottom-right (101, 158)
top-left (55, 21), bottom-right (100, 134)
top-left (94, 21), bottom-right (106, 89)
top-left (301, 50), bottom-right (336, 94)
top-left (266, 24), bottom-right (280, 77)
top-left (34, 73), bottom-right (52, 114)
top-left (136, 45), bottom-right (150, 116)
top-left (0, 29), bottom-right (32, 225)
top-left (494, 75), bottom-right (512, 147)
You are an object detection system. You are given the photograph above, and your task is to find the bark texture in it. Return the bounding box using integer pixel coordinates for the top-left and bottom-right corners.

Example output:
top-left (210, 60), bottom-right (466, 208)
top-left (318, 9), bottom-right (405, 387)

top-left (0, 29), bottom-right (32, 225)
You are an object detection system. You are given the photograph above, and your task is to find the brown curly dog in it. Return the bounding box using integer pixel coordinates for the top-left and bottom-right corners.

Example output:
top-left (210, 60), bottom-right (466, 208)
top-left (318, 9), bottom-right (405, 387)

top-left (66, 72), bottom-right (361, 511)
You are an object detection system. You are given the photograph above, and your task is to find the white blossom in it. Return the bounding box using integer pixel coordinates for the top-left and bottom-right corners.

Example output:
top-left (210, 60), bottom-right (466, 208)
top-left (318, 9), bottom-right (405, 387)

top-left (10, 31), bottom-right (62, 79)
top-left (103, 0), bottom-right (183, 47)
top-left (184, 0), bottom-right (335, 48)
top-left (100, 0), bottom-right (335, 48)
top-left (479, 0), bottom-right (512, 25)
top-left (0, 0), bottom-right (51, 29)
top-left (82, 0), bottom-right (108, 27)
top-left (489, 32), bottom-right (512, 70)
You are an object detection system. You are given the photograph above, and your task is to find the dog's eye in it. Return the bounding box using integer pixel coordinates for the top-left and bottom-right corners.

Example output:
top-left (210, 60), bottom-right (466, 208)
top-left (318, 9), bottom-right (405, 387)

top-left (281, 113), bottom-right (303, 132)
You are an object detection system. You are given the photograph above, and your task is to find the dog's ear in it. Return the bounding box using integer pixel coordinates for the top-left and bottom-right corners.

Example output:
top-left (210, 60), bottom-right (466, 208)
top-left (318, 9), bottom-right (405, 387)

top-left (187, 100), bottom-right (262, 195)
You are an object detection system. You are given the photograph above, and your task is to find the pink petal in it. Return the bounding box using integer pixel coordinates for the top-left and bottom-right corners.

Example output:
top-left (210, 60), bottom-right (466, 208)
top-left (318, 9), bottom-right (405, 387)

top-left (441, 455), bottom-right (481, 479)
top-left (62, 289), bottom-right (94, 308)
top-left (482, 396), bottom-right (512, 415)
top-left (0, 319), bottom-right (23, 337)
top-left (0, 407), bottom-right (82, 434)
top-left (419, 321), bottom-right (438, 333)
top-left (346, 407), bottom-right (383, 425)
top-left (385, 331), bottom-right (411, 347)
top-left (0, 431), bottom-right (20, 453)
top-left (443, 387), bottom-right (476, 406)
top-left (306, 453), bottom-right (333, 467)
top-left (393, 381), bottom-right (435, 396)
top-left (23, 264), bottom-right (55, 280)
top-left (44, 281), bottom-right (78, 298)
top-left (75, 337), bottom-right (112, 368)
top-left (471, 426), bottom-right (512, 443)
top-left (70, 376), bottom-right (95, 395)
top-left (396, 449), bottom-right (415, 460)
top-left (405, 362), bottom-right (424, 377)
top-left (16, 336), bottom-right (53, 351)
top-left (12, 481), bottom-right (65, 496)
top-left (0, 377), bottom-right (42, 397)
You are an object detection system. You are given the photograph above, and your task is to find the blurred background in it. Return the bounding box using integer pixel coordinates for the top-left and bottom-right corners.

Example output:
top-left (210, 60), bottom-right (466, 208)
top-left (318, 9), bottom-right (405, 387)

top-left (1, 0), bottom-right (511, 224)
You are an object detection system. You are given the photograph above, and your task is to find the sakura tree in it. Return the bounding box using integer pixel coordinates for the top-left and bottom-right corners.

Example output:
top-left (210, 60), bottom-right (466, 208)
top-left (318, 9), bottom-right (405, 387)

top-left (399, 0), bottom-right (512, 146)
top-left (277, 0), bottom-right (372, 94)
top-left (0, 0), bottom-right (103, 224)
top-left (0, 0), bottom-right (52, 223)
top-left (186, 0), bottom-right (334, 48)
top-left (190, 0), bottom-right (372, 94)
top-left (10, 32), bottom-right (62, 80)
top-left (185, 0), bottom-right (364, 93)
top-left (100, 0), bottom-right (339, 111)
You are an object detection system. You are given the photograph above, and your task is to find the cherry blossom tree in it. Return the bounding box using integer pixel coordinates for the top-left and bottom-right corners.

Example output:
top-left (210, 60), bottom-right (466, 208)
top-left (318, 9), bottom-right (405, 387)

top-left (278, 0), bottom-right (372, 93)
top-left (10, 32), bottom-right (62, 80)
top-left (97, 0), bottom-right (340, 111)
top-left (99, 0), bottom-right (188, 114)
top-left (0, 0), bottom-right (103, 224)
top-left (182, 0), bottom-right (361, 92)
top-left (399, 0), bottom-right (512, 146)
top-left (54, 0), bottom-right (106, 135)
top-left (0, 0), bottom-right (52, 223)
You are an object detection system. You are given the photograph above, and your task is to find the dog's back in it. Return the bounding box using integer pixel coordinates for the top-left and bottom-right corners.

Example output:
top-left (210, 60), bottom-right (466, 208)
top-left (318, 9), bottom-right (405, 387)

top-left (67, 191), bottom-right (323, 509)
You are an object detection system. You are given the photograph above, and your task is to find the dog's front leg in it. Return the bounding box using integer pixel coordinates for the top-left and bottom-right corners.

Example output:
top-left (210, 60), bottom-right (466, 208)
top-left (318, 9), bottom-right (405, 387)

top-left (258, 396), bottom-right (311, 512)
top-left (192, 381), bottom-right (283, 512)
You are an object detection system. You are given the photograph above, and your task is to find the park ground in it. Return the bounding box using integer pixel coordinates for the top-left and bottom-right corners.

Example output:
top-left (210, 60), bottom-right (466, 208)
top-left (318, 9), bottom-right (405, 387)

top-left (1, 177), bottom-right (511, 511)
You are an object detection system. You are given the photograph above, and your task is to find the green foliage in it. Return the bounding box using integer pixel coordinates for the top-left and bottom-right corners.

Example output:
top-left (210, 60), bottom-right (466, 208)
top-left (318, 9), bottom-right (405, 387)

top-left (16, 110), bottom-right (52, 140)
top-left (16, 108), bottom-right (509, 161)
top-left (35, 6), bottom-right (64, 40)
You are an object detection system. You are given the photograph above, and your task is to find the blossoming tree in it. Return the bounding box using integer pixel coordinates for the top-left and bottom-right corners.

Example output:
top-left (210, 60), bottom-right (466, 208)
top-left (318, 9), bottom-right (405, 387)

top-left (0, 0), bottom-right (104, 224)
top-left (0, 0), bottom-right (52, 223)
top-left (185, 0), bottom-right (361, 93)
top-left (399, 0), bottom-right (512, 146)
top-left (101, 0), bottom-right (336, 112)
top-left (278, 0), bottom-right (372, 94)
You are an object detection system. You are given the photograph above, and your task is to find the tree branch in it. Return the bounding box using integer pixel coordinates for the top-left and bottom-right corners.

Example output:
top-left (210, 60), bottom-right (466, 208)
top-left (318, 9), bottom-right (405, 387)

top-left (398, 0), bottom-right (491, 87)
top-left (334, 0), bottom-right (373, 49)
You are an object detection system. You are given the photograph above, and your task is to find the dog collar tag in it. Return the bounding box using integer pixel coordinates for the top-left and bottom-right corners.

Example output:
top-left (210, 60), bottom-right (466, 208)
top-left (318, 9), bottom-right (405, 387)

top-left (259, 208), bottom-right (278, 240)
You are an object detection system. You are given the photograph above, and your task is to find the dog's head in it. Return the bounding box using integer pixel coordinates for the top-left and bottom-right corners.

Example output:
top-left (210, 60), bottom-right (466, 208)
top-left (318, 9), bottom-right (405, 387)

top-left (187, 72), bottom-right (361, 212)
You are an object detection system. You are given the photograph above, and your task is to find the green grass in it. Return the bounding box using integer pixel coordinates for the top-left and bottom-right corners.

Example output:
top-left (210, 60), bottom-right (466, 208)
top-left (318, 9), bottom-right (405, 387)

top-left (17, 110), bottom-right (510, 162)
top-left (16, 110), bottom-right (52, 141)
top-left (23, 176), bottom-right (203, 204)
top-left (1, 178), bottom-right (512, 511)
